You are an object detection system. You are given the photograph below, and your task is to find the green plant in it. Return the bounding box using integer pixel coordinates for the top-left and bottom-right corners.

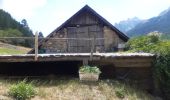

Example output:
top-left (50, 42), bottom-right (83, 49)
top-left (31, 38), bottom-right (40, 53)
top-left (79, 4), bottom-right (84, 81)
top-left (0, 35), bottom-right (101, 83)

top-left (152, 41), bottom-right (170, 99)
top-left (126, 35), bottom-right (159, 52)
top-left (126, 35), bottom-right (170, 99)
top-left (115, 86), bottom-right (126, 98)
top-left (79, 65), bottom-right (101, 74)
top-left (8, 81), bottom-right (36, 100)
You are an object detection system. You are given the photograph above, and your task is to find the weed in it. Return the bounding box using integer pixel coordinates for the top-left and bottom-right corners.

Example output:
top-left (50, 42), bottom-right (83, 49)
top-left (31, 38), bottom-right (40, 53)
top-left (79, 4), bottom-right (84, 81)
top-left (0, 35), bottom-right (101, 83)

top-left (8, 80), bottom-right (36, 100)
top-left (115, 85), bottom-right (126, 98)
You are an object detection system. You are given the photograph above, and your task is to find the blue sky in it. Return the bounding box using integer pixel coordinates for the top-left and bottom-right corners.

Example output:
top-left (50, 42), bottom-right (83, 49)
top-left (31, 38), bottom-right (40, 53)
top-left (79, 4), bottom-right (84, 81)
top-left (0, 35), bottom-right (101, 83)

top-left (0, 0), bottom-right (170, 36)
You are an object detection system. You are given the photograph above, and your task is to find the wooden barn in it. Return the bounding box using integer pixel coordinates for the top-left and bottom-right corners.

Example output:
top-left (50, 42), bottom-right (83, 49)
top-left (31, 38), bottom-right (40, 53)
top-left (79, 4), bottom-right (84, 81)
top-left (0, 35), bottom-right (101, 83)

top-left (30, 5), bottom-right (128, 54)
top-left (1, 5), bottom-right (154, 92)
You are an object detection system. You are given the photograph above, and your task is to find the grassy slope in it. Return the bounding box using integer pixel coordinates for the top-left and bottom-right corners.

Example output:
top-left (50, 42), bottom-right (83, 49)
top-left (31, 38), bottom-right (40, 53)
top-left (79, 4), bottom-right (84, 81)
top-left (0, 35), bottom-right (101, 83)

top-left (0, 42), bottom-right (31, 54)
top-left (0, 78), bottom-right (155, 100)
top-left (0, 48), bottom-right (27, 54)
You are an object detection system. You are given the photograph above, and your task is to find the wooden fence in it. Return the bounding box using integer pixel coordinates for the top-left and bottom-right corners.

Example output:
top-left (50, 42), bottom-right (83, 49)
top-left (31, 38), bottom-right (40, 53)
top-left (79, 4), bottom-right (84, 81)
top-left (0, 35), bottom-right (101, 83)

top-left (0, 33), bottom-right (104, 62)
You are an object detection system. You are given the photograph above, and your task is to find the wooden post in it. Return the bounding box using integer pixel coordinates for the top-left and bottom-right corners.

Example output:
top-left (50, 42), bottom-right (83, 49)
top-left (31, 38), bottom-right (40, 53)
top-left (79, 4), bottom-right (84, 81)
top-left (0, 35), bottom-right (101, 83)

top-left (35, 32), bottom-right (39, 61)
top-left (64, 28), bottom-right (68, 52)
top-left (83, 59), bottom-right (88, 66)
top-left (90, 37), bottom-right (95, 61)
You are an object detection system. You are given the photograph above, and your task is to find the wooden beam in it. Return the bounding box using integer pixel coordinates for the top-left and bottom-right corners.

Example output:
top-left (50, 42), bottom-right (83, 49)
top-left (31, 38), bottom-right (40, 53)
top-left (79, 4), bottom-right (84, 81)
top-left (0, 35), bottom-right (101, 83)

top-left (34, 32), bottom-right (39, 61)
top-left (90, 38), bottom-right (95, 61)
top-left (83, 59), bottom-right (88, 66)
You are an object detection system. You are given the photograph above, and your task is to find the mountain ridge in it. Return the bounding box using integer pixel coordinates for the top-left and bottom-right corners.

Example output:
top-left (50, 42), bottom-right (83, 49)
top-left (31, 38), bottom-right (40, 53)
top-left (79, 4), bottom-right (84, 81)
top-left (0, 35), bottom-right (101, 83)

top-left (126, 7), bottom-right (170, 37)
top-left (114, 17), bottom-right (142, 33)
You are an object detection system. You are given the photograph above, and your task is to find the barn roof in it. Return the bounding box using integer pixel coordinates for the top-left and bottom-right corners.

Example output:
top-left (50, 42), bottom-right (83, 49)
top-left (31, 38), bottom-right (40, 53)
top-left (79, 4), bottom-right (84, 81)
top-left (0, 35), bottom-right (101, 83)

top-left (28, 5), bottom-right (129, 53)
top-left (47, 5), bottom-right (129, 41)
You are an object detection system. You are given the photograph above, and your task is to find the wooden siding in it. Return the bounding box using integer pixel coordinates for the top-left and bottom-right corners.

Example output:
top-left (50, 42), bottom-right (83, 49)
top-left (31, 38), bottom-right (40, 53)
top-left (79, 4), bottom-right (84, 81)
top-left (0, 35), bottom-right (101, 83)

top-left (67, 11), bottom-right (104, 53)
top-left (40, 10), bottom-right (124, 53)
top-left (70, 11), bottom-right (98, 25)
top-left (103, 26), bottom-right (125, 52)
top-left (28, 5), bottom-right (129, 54)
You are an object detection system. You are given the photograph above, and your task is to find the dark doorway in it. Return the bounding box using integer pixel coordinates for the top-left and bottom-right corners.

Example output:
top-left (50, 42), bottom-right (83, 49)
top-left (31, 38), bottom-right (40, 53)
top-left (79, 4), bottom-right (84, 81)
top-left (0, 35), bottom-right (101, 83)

top-left (0, 61), bottom-right (81, 77)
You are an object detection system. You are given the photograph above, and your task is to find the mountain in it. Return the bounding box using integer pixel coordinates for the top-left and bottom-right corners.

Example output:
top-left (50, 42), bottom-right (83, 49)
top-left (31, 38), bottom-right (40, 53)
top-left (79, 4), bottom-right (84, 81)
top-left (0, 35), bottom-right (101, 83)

top-left (114, 17), bottom-right (142, 33)
top-left (0, 9), bottom-right (34, 47)
top-left (127, 7), bottom-right (170, 37)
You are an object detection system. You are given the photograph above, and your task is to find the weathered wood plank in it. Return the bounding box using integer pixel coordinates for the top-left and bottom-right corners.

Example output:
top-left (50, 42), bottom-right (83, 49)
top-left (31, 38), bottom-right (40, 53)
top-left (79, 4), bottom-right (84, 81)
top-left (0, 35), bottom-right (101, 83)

top-left (0, 53), bottom-right (154, 68)
top-left (100, 57), bottom-right (154, 63)
top-left (114, 62), bottom-right (152, 68)
top-left (34, 32), bottom-right (38, 61)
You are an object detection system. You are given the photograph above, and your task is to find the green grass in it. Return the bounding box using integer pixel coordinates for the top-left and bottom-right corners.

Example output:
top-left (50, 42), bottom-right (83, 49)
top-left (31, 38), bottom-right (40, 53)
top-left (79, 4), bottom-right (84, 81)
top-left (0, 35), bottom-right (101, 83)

top-left (0, 42), bottom-right (31, 54)
top-left (0, 48), bottom-right (27, 54)
top-left (0, 78), bottom-right (156, 100)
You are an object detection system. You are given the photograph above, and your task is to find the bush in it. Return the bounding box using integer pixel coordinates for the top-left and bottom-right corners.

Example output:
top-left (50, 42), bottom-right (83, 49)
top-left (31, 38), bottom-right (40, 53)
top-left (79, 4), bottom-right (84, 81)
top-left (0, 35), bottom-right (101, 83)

top-left (115, 86), bottom-right (126, 98)
top-left (126, 35), bottom-right (159, 52)
top-left (8, 81), bottom-right (36, 100)
top-left (79, 65), bottom-right (101, 74)
top-left (126, 35), bottom-right (170, 99)
top-left (152, 41), bottom-right (170, 99)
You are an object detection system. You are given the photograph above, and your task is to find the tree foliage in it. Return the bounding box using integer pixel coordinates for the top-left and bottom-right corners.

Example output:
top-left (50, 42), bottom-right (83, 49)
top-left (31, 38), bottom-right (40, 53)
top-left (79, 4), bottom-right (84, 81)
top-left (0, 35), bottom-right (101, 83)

top-left (126, 34), bottom-right (170, 99)
top-left (0, 9), bottom-right (34, 47)
top-left (126, 35), bottom-right (159, 52)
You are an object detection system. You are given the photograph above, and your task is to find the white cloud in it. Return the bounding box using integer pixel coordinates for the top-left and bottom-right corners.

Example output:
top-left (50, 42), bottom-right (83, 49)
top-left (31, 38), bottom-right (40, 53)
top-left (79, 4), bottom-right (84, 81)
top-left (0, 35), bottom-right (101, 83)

top-left (1, 0), bottom-right (47, 20)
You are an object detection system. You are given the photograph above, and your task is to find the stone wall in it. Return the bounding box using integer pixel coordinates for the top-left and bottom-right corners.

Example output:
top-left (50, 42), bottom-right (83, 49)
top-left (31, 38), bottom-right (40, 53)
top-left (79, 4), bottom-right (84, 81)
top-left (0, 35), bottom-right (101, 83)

top-left (40, 28), bottom-right (68, 53)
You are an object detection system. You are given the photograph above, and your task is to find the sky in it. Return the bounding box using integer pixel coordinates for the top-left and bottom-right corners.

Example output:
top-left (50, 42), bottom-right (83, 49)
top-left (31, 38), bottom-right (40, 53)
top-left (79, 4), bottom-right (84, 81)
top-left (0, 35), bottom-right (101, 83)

top-left (0, 0), bottom-right (170, 36)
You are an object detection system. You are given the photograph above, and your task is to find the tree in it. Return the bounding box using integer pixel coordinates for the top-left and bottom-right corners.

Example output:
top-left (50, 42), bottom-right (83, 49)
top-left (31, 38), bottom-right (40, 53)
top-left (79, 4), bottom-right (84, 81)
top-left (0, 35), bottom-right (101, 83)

top-left (21, 19), bottom-right (28, 28)
top-left (0, 9), bottom-right (34, 47)
top-left (0, 29), bottom-right (24, 45)
top-left (38, 32), bottom-right (44, 38)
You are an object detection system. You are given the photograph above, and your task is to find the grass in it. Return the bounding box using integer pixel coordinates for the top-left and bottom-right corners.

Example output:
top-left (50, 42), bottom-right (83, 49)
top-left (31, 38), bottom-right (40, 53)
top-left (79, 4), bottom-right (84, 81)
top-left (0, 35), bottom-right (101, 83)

top-left (0, 42), bottom-right (31, 54)
top-left (0, 48), bottom-right (28, 54)
top-left (0, 78), bottom-right (155, 100)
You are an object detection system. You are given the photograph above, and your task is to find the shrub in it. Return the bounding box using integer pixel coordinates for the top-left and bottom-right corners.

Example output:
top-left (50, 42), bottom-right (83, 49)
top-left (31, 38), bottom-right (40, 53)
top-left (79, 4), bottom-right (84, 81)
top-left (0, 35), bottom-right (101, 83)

top-left (126, 35), bottom-right (170, 99)
top-left (79, 65), bottom-right (101, 74)
top-left (115, 86), bottom-right (126, 98)
top-left (152, 41), bottom-right (170, 99)
top-left (126, 35), bottom-right (159, 52)
top-left (8, 81), bottom-right (36, 100)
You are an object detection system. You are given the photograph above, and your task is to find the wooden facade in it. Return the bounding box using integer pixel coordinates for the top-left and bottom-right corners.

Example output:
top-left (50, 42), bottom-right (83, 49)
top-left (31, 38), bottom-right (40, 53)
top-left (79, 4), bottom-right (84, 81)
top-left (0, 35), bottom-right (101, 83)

top-left (29, 5), bottom-right (128, 54)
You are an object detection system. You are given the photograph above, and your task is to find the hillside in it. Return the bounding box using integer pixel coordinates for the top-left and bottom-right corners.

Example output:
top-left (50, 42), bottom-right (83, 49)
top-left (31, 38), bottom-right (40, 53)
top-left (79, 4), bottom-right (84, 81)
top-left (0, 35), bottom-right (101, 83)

top-left (127, 7), bottom-right (170, 37)
top-left (0, 9), bottom-right (34, 47)
top-left (115, 17), bottom-right (142, 33)
top-left (0, 42), bottom-right (31, 54)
